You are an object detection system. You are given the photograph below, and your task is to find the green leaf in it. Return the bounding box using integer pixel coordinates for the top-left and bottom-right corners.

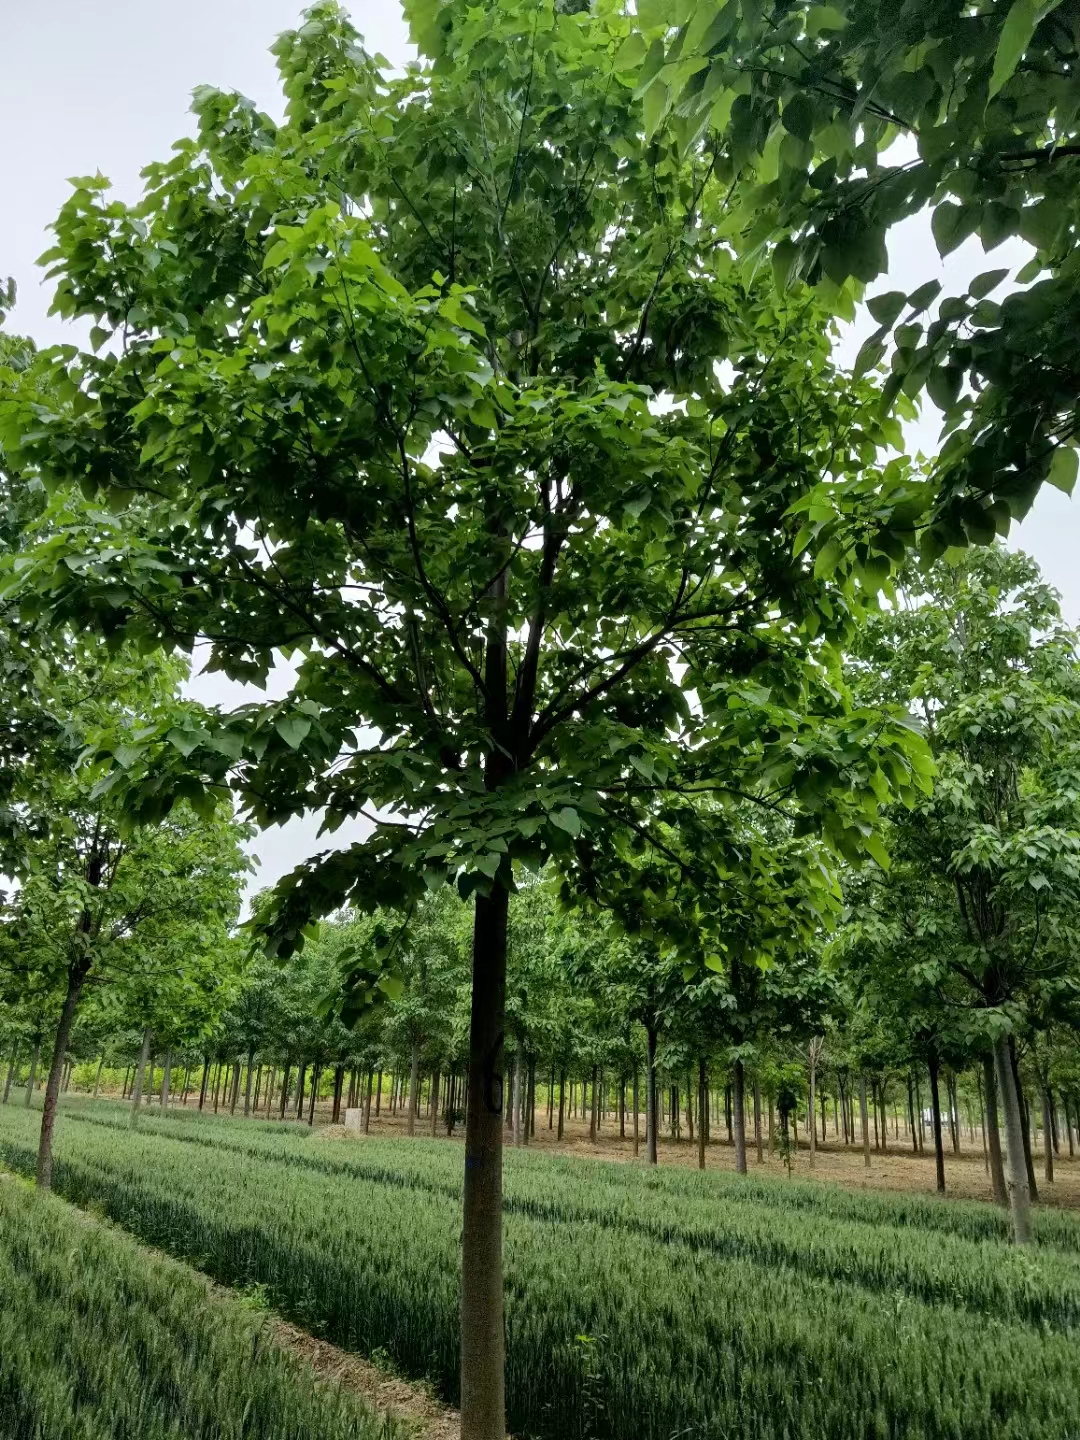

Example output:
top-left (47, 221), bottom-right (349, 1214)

top-left (906, 280), bottom-right (941, 315)
top-left (968, 269), bottom-right (1009, 300)
top-left (275, 715), bottom-right (312, 749)
top-left (1047, 445), bottom-right (1078, 496)
top-left (863, 833), bottom-right (890, 870)
top-left (550, 806), bottom-right (581, 837)
top-left (614, 31), bottom-right (647, 70)
top-left (931, 201), bottom-right (978, 257)
top-left (989, 0), bottom-right (1059, 98)
top-left (642, 80), bottom-right (670, 140)
top-left (867, 291), bottom-right (906, 328)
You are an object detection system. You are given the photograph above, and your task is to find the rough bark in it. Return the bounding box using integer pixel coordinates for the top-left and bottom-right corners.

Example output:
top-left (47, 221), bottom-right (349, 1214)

top-left (129, 1028), bottom-right (152, 1128)
top-left (460, 884), bottom-right (508, 1440)
top-left (995, 1034), bottom-right (1034, 1243)
top-left (512, 1049), bottom-right (523, 1147)
top-left (557, 1068), bottom-right (566, 1141)
top-left (631, 1070), bottom-right (638, 1158)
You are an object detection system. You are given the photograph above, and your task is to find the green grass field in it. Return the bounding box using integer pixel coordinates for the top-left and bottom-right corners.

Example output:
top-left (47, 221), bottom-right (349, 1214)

top-left (0, 1165), bottom-right (399, 1440)
top-left (2, 1097), bottom-right (1080, 1439)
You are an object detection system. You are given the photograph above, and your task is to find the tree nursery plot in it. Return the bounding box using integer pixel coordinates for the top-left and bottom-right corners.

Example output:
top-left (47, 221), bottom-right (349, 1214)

top-left (2, 0), bottom-right (1080, 1436)
top-left (2, 1098), bottom-right (1080, 1440)
top-left (0, 1168), bottom-right (400, 1440)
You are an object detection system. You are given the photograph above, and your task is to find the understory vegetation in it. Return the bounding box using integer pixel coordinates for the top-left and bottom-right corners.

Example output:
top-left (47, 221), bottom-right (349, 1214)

top-left (2, 1098), bottom-right (1079, 1440)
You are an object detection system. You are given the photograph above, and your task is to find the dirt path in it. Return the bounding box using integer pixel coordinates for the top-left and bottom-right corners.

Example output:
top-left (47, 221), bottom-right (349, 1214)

top-left (267, 1316), bottom-right (462, 1440)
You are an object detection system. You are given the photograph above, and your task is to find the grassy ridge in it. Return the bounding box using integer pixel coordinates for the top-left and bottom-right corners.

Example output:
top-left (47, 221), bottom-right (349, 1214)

top-left (3, 1099), bottom-right (1080, 1440)
top-left (0, 1171), bottom-right (398, 1440)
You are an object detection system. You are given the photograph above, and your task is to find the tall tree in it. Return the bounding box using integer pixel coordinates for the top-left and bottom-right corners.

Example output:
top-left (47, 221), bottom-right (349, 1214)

top-left (0, 5), bottom-right (932, 1434)
top-left (846, 545), bottom-right (1080, 1239)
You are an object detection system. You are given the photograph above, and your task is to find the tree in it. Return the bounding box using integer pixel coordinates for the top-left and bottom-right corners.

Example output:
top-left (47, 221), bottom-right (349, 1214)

top-left (845, 545), bottom-right (1080, 1239)
top-left (0, 5), bottom-right (933, 1434)
top-left (624, 0), bottom-right (1080, 543)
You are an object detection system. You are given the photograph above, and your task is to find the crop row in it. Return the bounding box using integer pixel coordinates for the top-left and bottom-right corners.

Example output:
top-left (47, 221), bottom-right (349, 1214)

top-left (0, 1170), bottom-right (398, 1440)
top-left (70, 1095), bottom-right (1080, 1253)
top-left (55, 1101), bottom-right (1080, 1333)
top-left (3, 1101), bottom-right (1080, 1439)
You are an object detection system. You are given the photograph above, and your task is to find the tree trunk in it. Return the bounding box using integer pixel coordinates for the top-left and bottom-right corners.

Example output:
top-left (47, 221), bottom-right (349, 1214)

top-left (295, 1062), bottom-right (307, 1121)
top-left (129, 1028), bottom-right (152, 1128)
top-left (946, 1072), bottom-right (959, 1154)
top-left (732, 1057), bottom-right (747, 1174)
top-left (511, 1049), bottom-right (523, 1148)
top-left (198, 1057), bottom-right (210, 1111)
top-left (1043, 1090), bottom-right (1055, 1183)
top-left (161, 1049), bottom-right (172, 1110)
top-left (92, 1055), bottom-right (105, 1100)
top-left (364, 1067), bottom-right (375, 1133)
top-left (631, 1069), bottom-right (638, 1158)
top-left (307, 1066), bottom-right (320, 1125)
top-left (23, 1043), bottom-right (40, 1107)
top-left (279, 1062), bottom-right (292, 1121)
top-left (859, 1073), bottom-right (871, 1169)
top-left (460, 885), bottom-right (508, 1440)
top-left (244, 1051), bottom-right (256, 1118)
top-left (229, 1060), bottom-right (241, 1115)
top-left (808, 1064), bottom-right (817, 1168)
top-left (645, 1028), bottom-right (658, 1165)
top-left (753, 1079), bottom-right (763, 1163)
top-left (994, 1034), bottom-right (1034, 1243)
top-left (907, 1074), bottom-right (918, 1153)
top-left (980, 1052), bottom-right (1007, 1204)
top-left (557, 1068), bottom-right (566, 1141)
top-left (589, 1064), bottom-right (598, 1144)
top-left (1009, 1039), bottom-right (1039, 1203)
top-left (332, 1063), bottom-right (345, 1125)
top-left (3, 1047), bottom-right (20, 1105)
top-left (927, 1054), bottom-right (946, 1194)
top-left (697, 1059), bottom-right (707, 1171)
top-left (37, 959), bottom-right (91, 1188)
top-left (408, 1040), bottom-right (420, 1138)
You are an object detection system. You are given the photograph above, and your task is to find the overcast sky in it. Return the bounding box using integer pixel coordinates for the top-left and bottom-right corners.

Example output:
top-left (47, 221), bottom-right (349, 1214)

top-left (3, 1), bottom-right (1077, 895)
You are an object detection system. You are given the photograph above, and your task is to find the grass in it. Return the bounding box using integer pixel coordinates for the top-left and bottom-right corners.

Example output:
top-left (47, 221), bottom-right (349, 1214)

top-left (0, 1168), bottom-right (401, 1440)
top-left (3, 1096), bottom-right (1080, 1439)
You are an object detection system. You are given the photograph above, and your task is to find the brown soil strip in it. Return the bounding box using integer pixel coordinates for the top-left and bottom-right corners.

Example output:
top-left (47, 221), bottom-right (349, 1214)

top-left (267, 1315), bottom-right (462, 1440)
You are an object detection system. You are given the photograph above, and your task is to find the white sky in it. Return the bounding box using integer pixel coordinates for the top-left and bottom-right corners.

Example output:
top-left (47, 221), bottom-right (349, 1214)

top-left (2, 1), bottom-right (1077, 895)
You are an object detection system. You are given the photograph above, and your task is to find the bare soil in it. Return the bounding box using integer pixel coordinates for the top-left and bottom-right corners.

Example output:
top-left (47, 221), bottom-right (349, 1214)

top-left (313, 1103), bottom-right (1080, 1209)
top-left (267, 1315), bottom-right (462, 1440)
